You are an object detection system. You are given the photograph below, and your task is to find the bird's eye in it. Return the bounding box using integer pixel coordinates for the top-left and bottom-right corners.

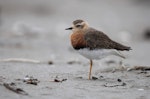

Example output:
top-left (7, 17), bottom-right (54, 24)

top-left (76, 25), bottom-right (81, 27)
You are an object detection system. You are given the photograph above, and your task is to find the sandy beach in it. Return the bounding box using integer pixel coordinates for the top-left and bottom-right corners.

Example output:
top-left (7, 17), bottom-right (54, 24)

top-left (0, 0), bottom-right (150, 99)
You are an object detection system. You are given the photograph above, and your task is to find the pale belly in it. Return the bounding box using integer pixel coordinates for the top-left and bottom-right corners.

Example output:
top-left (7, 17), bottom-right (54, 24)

top-left (77, 48), bottom-right (124, 60)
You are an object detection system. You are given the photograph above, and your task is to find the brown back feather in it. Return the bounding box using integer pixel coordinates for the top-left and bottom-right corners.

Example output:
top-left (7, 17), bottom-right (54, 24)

top-left (84, 28), bottom-right (131, 51)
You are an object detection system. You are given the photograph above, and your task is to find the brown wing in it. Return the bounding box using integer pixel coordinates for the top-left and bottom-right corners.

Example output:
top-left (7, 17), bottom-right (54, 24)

top-left (84, 28), bottom-right (131, 51)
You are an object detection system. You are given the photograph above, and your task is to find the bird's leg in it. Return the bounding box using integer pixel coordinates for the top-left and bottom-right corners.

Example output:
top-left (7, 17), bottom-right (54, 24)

top-left (89, 60), bottom-right (93, 80)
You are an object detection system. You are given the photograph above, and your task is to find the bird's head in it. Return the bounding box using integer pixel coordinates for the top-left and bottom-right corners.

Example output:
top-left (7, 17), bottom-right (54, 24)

top-left (65, 19), bottom-right (89, 32)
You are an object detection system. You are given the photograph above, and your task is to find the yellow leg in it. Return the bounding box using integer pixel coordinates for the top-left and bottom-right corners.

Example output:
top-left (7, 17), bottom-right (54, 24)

top-left (89, 60), bottom-right (93, 80)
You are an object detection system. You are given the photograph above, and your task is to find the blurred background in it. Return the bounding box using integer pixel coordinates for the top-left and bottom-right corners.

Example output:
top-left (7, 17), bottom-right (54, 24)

top-left (0, 0), bottom-right (150, 65)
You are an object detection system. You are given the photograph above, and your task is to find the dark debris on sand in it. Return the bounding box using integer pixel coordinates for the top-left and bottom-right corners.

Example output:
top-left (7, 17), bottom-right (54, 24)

top-left (103, 82), bottom-right (126, 87)
top-left (16, 75), bottom-right (40, 85)
top-left (48, 61), bottom-right (54, 65)
top-left (3, 82), bottom-right (28, 95)
top-left (92, 76), bottom-right (98, 80)
top-left (23, 75), bottom-right (40, 85)
top-left (129, 66), bottom-right (150, 71)
top-left (50, 76), bottom-right (67, 83)
top-left (67, 60), bottom-right (82, 65)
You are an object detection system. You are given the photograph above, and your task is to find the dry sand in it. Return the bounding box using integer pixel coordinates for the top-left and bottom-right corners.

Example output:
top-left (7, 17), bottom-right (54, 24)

top-left (0, 34), bottom-right (150, 99)
top-left (0, 0), bottom-right (150, 99)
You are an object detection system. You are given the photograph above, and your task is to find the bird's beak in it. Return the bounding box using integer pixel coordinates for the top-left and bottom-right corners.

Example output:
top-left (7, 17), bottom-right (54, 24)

top-left (65, 27), bottom-right (73, 30)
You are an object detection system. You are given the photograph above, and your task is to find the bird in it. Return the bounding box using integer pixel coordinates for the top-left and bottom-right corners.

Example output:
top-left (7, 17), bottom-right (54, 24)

top-left (65, 19), bottom-right (131, 80)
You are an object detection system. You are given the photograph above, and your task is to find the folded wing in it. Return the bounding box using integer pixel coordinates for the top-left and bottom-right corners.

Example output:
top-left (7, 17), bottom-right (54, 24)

top-left (84, 28), bottom-right (131, 51)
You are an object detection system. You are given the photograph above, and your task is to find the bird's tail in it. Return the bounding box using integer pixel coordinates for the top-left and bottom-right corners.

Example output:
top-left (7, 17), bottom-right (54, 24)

top-left (112, 41), bottom-right (132, 51)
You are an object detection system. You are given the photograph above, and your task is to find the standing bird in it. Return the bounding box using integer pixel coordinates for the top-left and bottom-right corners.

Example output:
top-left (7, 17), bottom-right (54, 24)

top-left (66, 19), bottom-right (131, 80)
